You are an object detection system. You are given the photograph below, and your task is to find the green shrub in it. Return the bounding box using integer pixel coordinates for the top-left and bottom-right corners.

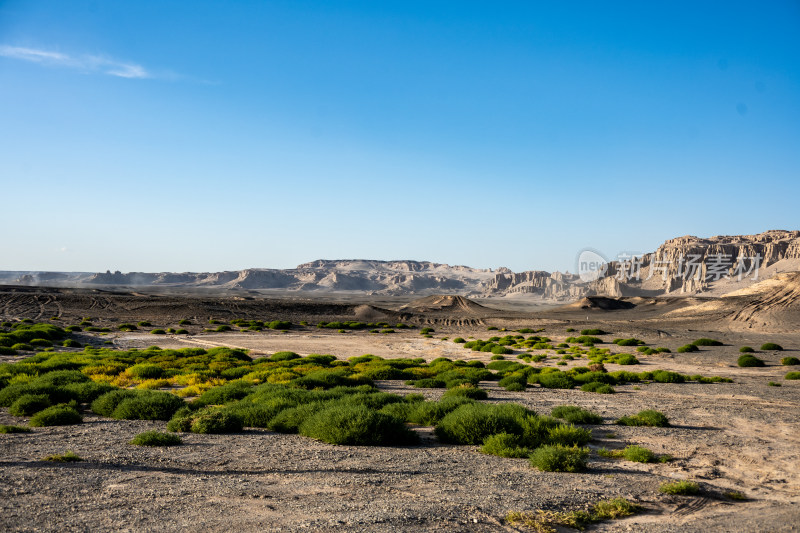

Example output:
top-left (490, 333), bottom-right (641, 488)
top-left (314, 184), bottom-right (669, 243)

top-left (785, 372), bottom-right (800, 380)
top-left (215, 325), bottom-right (232, 332)
top-left (63, 382), bottom-right (117, 403)
top-left (580, 382), bottom-right (615, 394)
top-left (652, 370), bottom-right (685, 383)
top-left (592, 498), bottom-right (638, 519)
top-left (11, 343), bottom-right (32, 351)
top-left (547, 424), bottom-right (592, 447)
top-left (692, 338), bottom-right (722, 346)
top-left (91, 390), bottom-right (139, 416)
top-left (487, 345), bottom-right (510, 356)
top-left (480, 433), bottom-right (530, 458)
top-left (614, 338), bottom-right (644, 346)
top-left (268, 320), bottom-right (291, 330)
top-left (615, 354), bottom-right (639, 365)
top-left (435, 403), bottom-right (532, 444)
top-left (498, 374), bottom-right (528, 391)
top-left (529, 444), bottom-right (589, 472)
top-left (267, 403), bottom-right (322, 433)
top-left (407, 397), bottom-right (474, 426)
top-left (0, 346), bottom-right (17, 355)
top-left (659, 480), bottom-right (700, 495)
top-left (170, 408), bottom-right (244, 434)
top-left (111, 391), bottom-right (185, 421)
top-left (537, 372), bottom-right (575, 389)
top-left (130, 430), bottom-right (183, 446)
top-left (269, 351), bottom-right (300, 362)
top-left (760, 343), bottom-right (783, 351)
top-left (780, 357), bottom-right (799, 366)
top-left (299, 403), bottom-right (417, 446)
top-left (150, 329), bottom-right (166, 335)
top-left (616, 409), bottom-right (669, 427)
top-left (738, 354), bottom-right (765, 367)
top-left (31, 370), bottom-right (90, 388)
top-left (620, 445), bottom-right (656, 463)
top-left (551, 405), bottom-right (602, 425)
top-left (137, 321), bottom-right (152, 327)
top-left (739, 346), bottom-right (754, 353)
top-left (193, 381), bottom-right (253, 407)
top-left (409, 378), bottom-right (446, 389)
top-left (224, 398), bottom-right (296, 428)
top-left (29, 405), bottom-right (82, 426)
top-left (677, 344), bottom-right (699, 353)
top-left (61, 339), bottom-right (81, 348)
top-left (441, 385), bottom-right (488, 400)
top-left (0, 424), bottom-right (31, 433)
top-left (420, 328), bottom-right (434, 335)
top-left (581, 329), bottom-right (606, 335)
top-left (127, 363), bottom-right (165, 379)
top-left (768, 381), bottom-right (781, 387)
top-left (9, 394), bottom-right (51, 416)
top-left (43, 451), bottom-right (82, 462)
top-left (118, 323), bottom-right (138, 331)
top-left (178, 319), bottom-right (192, 325)
top-left (453, 337), bottom-right (466, 343)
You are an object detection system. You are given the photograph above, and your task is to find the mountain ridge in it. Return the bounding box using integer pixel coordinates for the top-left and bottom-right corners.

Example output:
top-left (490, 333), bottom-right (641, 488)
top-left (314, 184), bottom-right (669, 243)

top-left (2, 230), bottom-right (798, 300)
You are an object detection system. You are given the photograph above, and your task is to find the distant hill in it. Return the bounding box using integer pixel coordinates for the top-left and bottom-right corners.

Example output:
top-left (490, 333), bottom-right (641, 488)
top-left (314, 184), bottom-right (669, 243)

top-left (2, 230), bottom-right (799, 301)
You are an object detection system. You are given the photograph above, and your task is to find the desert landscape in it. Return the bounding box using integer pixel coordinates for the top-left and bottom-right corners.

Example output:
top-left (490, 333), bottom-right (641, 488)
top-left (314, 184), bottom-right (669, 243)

top-left (1, 232), bottom-right (799, 532)
top-left (3, 3), bottom-right (799, 531)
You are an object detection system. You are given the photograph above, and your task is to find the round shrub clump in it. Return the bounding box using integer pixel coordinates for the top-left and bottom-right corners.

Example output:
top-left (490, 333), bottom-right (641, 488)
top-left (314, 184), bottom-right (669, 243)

top-left (441, 385), bottom-right (488, 400)
top-left (299, 403), bottom-right (418, 446)
top-left (91, 390), bottom-right (138, 416)
top-left (785, 372), bottom-right (800, 380)
top-left (580, 382), bottom-right (615, 394)
top-left (616, 409), bottom-right (669, 427)
top-left (780, 357), bottom-right (799, 366)
top-left (111, 391), bottom-right (185, 421)
top-left (659, 480), bottom-right (700, 495)
top-left (435, 403), bottom-right (531, 445)
top-left (9, 394), bottom-right (51, 416)
top-left (760, 343), bottom-right (783, 351)
top-left (620, 445), bottom-right (656, 463)
top-left (739, 346), bottom-right (754, 353)
top-left (168, 408), bottom-right (244, 434)
top-left (537, 372), bottom-right (575, 389)
top-left (269, 351), bottom-right (301, 362)
top-left (130, 430), bottom-right (183, 446)
top-left (127, 363), bottom-right (165, 379)
top-left (29, 405), bottom-right (83, 427)
top-left (738, 354), bottom-right (765, 368)
top-left (551, 405), bottom-right (602, 425)
top-left (529, 444), bottom-right (589, 472)
top-left (692, 338), bottom-right (722, 346)
top-left (480, 433), bottom-right (530, 458)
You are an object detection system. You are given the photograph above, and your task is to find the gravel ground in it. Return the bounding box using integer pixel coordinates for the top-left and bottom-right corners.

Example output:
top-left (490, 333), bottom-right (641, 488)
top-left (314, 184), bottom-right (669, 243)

top-left (2, 372), bottom-right (799, 532)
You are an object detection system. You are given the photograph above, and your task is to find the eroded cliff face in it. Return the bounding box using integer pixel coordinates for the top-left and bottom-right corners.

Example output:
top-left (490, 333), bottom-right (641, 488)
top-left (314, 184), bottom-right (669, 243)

top-left (10, 231), bottom-right (799, 299)
top-left (479, 230), bottom-right (800, 300)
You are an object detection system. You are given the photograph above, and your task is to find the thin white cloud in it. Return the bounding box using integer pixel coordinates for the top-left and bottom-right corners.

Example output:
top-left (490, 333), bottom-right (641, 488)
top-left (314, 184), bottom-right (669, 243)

top-left (0, 45), bottom-right (151, 79)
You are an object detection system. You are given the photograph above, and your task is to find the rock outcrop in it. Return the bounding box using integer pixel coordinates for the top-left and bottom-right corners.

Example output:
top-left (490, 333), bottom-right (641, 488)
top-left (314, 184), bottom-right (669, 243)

top-left (3, 231), bottom-right (798, 300)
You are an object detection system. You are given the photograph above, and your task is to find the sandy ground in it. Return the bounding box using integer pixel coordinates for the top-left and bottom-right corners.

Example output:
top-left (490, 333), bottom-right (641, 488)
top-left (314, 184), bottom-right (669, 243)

top-left (1, 287), bottom-right (800, 531)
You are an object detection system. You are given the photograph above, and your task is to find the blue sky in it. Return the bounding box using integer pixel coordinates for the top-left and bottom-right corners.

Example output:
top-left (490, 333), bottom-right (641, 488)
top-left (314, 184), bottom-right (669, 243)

top-left (1, 1), bottom-right (798, 273)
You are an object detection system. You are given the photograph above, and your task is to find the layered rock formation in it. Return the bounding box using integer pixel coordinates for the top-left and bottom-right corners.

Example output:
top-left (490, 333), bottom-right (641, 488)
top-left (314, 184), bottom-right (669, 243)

top-left (3, 231), bottom-right (798, 300)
